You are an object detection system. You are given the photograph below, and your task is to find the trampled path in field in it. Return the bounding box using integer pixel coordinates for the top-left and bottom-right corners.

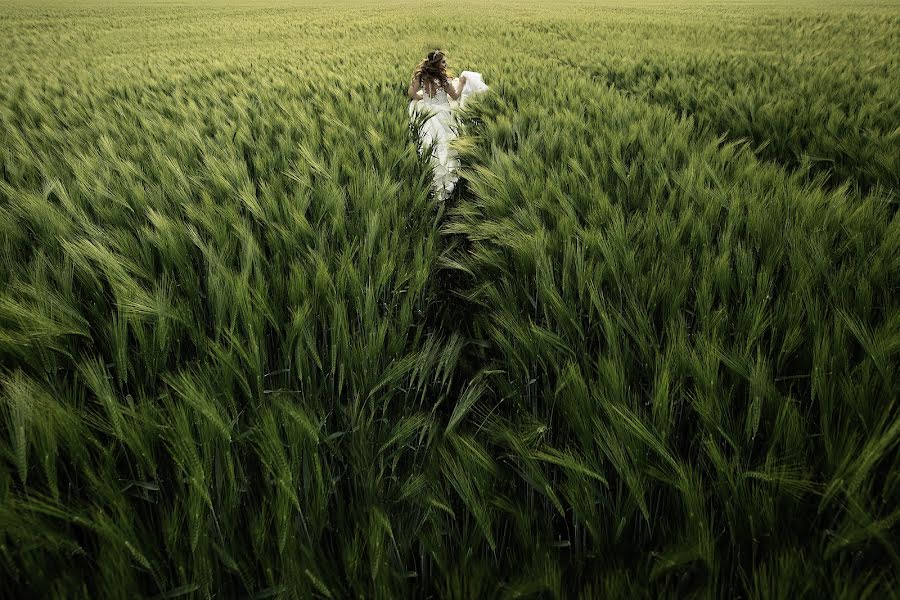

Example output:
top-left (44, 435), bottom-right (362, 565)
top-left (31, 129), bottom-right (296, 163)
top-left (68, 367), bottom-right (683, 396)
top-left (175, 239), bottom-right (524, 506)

top-left (0, 1), bottom-right (898, 597)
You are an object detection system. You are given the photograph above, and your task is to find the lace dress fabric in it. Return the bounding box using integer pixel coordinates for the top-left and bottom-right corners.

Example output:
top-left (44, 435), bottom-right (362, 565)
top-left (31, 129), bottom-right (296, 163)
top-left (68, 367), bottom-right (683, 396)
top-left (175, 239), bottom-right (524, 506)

top-left (408, 72), bottom-right (489, 202)
top-left (410, 77), bottom-right (460, 201)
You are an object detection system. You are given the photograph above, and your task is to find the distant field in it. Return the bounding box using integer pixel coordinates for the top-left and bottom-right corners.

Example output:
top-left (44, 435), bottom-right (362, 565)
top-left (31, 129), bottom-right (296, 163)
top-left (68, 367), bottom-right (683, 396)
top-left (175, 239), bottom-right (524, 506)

top-left (1, 0), bottom-right (898, 597)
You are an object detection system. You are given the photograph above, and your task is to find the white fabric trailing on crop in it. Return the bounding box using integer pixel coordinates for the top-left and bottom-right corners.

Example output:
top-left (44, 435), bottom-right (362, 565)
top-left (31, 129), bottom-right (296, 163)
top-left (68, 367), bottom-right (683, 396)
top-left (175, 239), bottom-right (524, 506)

top-left (408, 70), bottom-right (489, 202)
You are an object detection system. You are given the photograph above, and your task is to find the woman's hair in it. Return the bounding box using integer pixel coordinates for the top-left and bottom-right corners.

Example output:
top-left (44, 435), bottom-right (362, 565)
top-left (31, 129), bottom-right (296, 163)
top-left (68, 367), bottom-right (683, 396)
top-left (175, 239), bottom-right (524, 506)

top-left (413, 50), bottom-right (453, 91)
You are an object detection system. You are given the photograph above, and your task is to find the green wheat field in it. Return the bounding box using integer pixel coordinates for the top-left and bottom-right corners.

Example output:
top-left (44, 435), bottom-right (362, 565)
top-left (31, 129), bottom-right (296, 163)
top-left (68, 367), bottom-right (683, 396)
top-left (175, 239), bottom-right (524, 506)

top-left (1, 0), bottom-right (898, 597)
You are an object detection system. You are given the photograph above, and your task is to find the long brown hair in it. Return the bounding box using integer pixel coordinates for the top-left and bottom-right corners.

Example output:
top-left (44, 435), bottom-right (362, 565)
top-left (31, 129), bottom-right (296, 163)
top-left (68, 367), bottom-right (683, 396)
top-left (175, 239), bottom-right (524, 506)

top-left (412, 50), bottom-right (454, 92)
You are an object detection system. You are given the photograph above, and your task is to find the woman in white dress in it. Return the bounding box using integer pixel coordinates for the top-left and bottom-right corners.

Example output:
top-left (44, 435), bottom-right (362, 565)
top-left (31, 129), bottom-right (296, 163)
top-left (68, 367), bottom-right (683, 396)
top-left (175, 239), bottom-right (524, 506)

top-left (407, 50), bottom-right (488, 202)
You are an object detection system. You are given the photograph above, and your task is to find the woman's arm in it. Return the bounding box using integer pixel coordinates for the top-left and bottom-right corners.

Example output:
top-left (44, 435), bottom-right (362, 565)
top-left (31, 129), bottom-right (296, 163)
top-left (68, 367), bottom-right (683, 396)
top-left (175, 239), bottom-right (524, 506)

top-left (446, 75), bottom-right (467, 100)
top-left (407, 74), bottom-right (421, 100)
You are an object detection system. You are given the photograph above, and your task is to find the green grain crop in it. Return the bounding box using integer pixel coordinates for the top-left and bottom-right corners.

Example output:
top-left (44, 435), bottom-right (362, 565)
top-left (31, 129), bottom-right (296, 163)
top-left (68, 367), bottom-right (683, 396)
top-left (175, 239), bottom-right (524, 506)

top-left (1, 0), bottom-right (898, 597)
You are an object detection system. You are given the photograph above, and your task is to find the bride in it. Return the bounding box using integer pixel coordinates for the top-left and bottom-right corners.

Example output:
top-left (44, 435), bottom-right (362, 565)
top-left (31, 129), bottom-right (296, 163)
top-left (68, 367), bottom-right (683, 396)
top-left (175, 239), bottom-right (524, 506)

top-left (407, 50), bottom-right (488, 202)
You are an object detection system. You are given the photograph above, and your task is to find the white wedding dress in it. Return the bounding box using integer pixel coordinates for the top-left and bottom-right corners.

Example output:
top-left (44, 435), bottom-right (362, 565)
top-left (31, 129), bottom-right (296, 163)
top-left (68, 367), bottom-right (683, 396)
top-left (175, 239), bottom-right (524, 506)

top-left (408, 71), bottom-right (489, 201)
